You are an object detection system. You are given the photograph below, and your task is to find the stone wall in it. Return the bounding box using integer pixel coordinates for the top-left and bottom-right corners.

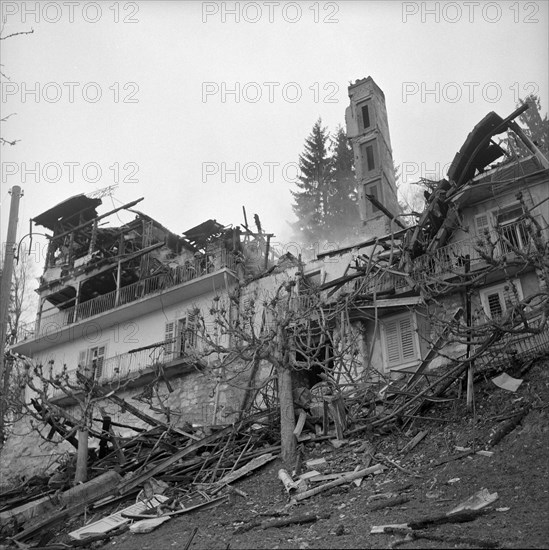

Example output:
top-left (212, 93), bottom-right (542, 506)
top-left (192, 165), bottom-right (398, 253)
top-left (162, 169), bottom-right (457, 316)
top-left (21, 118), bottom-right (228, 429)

top-left (0, 415), bottom-right (74, 489)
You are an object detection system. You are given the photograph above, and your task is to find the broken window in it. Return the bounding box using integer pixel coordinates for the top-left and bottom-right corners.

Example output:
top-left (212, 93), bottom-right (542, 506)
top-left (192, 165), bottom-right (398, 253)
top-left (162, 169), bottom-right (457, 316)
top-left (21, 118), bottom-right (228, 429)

top-left (382, 312), bottom-right (419, 370)
top-left (302, 271), bottom-right (322, 290)
top-left (496, 205), bottom-right (528, 254)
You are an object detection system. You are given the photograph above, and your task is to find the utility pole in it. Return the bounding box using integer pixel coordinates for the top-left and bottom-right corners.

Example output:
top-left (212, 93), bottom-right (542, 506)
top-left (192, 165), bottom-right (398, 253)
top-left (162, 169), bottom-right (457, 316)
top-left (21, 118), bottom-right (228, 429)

top-left (0, 185), bottom-right (23, 443)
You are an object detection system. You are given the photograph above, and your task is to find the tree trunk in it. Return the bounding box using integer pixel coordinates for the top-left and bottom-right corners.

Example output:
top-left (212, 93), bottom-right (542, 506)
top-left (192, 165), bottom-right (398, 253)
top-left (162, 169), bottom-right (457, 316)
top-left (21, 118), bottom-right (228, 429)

top-left (75, 429), bottom-right (88, 483)
top-left (277, 364), bottom-right (296, 465)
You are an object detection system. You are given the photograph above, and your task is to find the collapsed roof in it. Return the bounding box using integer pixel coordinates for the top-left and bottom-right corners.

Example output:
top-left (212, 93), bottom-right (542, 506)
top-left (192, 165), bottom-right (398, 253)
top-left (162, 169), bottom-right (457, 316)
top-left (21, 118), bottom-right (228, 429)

top-left (33, 194), bottom-right (102, 231)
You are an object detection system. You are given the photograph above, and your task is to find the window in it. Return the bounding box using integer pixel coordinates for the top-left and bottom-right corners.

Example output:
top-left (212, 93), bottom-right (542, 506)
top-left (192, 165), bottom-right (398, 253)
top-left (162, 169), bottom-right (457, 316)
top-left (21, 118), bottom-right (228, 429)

top-left (381, 312), bottom-right (419, 370)
top-left (479, 280), bottom-right (523, 320)
top-left (474, 212), bottom-right (491, 236)
top-left (475, 203), bottom-right (529, 257)
top-left (496, 205), bottom-right (528, 254)
top-left (366, 145), bottom-right (375, 171)
top-left (78, 345), bottom-right (106, 379)
top-left (164, 321), bottom-right (175, 358)
top-left (361, 104), bottom-right (371, 130)
top-left (164, 313), bottom-right (198, 361)
top-left (302, 271), bottom-right (322, 290)
top-left (360, 141), bottom-right (377, 176)
top-left (364, 182), bottom-right (381, 214)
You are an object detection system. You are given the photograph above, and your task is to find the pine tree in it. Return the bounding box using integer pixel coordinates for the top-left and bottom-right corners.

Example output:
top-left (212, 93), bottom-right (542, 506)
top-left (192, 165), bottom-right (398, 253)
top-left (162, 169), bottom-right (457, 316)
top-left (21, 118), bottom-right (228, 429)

top-left (505, 94), bottom-right (549, 158)
top-left (326, 126), bottom-right (360, 239)
top-left (291, 118), bottom-right (333, 243)
top-left (518, 94), bottom-right (549, 155)
top-left (291, 121), bottom-right (360, 244)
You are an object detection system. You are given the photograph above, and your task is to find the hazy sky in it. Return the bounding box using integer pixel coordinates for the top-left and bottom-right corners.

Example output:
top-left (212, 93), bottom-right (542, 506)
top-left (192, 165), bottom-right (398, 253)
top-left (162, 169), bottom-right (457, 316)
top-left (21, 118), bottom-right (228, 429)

top-left (1, 0), bottom-right (548, 269)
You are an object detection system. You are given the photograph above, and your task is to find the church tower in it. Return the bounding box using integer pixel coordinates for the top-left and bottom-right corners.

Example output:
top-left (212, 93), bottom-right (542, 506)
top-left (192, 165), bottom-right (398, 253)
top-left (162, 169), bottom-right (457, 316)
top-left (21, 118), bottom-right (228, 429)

top-left (345, 77), bottom-right (400, 235)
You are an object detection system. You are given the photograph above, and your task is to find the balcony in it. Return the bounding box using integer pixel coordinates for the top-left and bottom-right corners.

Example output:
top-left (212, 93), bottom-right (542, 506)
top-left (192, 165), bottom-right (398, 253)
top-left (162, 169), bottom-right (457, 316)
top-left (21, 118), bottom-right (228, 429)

top-left (411, 218), bottom-right (543, 282)
top-left (49, 336), bottom-right (204, 402)
top-left (13, 250), bottom-right (238, 354)
top-left (42, 250), bottom-right (236, 330)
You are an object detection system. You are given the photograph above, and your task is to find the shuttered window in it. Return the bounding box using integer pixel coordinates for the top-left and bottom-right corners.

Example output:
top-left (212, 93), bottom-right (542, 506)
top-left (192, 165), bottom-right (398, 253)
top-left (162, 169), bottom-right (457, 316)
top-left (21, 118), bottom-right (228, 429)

top-left (165, 313), bottom-right (198, 360)
top-left (164, 321), bottom-right (175, 358)
top-left (90, 346), bottom-right (106, 378)
top-left (383, 313), bottom-right (419, 369)
top-left (186, 312), bottom-right (198, 349)
top-left (78, 346), bottom-right (106, 379)
top-left (480, 280), bottom-right (523, 320)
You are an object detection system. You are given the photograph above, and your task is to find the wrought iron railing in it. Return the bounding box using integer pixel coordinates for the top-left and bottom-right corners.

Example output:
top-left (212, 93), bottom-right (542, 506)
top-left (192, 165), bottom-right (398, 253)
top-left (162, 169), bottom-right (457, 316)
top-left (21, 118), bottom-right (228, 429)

top-left (341, 269), bottom-right (409, 298)
top-left (33, 250), bottom-right (236, 337)
top-left (49, 336), bottom-right (203, 398)
top-left (473, 317), bottom-right (549, 371)
top-left (412, 217), bottom-right (545, 281)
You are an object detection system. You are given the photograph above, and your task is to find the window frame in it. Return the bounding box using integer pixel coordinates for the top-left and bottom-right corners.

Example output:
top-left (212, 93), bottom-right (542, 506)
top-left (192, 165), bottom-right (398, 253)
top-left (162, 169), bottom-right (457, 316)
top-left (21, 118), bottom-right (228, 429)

top-left (474, 202), bottom-right (530, 257)
top-left (479, 280), bottom-right (523, 320)
top-left (380, 311), bottom-right (421, 371)
top-left (357, 99), bottom-right (374, 132)
top-left (165, 313), bottom-right (198, 361)
top-left (364, 180), bottom-right (382, 216)
top-left (359, 139), bottom-right (378, 177)
top-left (78, 343), bottom-right (107, 380)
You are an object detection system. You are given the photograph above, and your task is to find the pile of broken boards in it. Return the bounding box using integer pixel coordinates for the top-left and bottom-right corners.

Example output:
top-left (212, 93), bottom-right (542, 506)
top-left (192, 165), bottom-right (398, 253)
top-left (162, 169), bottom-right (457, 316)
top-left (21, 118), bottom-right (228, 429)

top-left (0, 409), bottom-right (281, 547)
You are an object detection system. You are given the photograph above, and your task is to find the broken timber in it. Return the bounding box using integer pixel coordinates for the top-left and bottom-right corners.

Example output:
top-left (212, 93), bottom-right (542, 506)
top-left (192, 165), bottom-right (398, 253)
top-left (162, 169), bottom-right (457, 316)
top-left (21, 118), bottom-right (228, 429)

top-left (293, 465), bottom-right (383, 502)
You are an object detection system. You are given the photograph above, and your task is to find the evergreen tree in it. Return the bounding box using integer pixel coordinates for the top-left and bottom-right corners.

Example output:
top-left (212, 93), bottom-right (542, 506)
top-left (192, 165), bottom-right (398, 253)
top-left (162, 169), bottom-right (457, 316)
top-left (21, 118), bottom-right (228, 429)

top-left (291, 121), bottom-right (360, 243)
top-left (326, 126), bottom-right (360, 238)
top-left (291, 118), bottom-right (332, 243)
top-left (505, 94), bottom-right (549, 158)
top-left (518, 94), bottom-right (549, 156)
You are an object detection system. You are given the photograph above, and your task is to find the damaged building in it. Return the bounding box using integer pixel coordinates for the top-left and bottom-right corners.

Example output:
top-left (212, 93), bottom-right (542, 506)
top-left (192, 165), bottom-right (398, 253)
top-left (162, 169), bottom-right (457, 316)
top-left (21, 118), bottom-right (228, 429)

top-left (2, 76), bottom-right (549, 488)
top-left (4, 194), bottom-right (279, 480)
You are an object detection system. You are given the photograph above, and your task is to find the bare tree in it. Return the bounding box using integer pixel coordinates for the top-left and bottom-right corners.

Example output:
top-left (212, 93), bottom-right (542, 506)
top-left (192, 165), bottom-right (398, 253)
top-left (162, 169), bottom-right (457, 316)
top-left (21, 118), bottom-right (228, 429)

top-left (0, 26), bottom-right (34, 146)
top-left (10, 354), bottom-right (127, 483)
top-left (1, 252), bottom-right (37, 444)
top-left (189, 265), bottom-right (378, 464)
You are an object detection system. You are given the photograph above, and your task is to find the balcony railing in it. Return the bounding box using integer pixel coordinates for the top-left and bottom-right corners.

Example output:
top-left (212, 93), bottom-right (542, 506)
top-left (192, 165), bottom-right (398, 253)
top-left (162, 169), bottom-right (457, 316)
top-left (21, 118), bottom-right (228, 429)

top-left (473, 316), bottom-right (549, 370)
top-left (49, 336), bottom-right (203, 398)
top-left (412, 218), bottom-right (543, 281)
top-left (343, 269), bottom-right (409, 297)
top-left (35, 250), bottom-right (237, 336)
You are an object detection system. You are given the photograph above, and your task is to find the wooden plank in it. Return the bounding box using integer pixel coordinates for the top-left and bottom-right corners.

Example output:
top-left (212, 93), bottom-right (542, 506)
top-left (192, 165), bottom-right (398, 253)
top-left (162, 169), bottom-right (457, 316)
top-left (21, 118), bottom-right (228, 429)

top-left (293, 410), bottom-right (307, 438)
top-left (117, 424), bottom-right (236, 494)
top-left (367, 495), bottom-right (410, 511)
top-left (294, 465), bottom-right (383, 502)
top-left (399, 430), bottom-right (428, 455)
top-left (211, 453), bottom-right (276, 493)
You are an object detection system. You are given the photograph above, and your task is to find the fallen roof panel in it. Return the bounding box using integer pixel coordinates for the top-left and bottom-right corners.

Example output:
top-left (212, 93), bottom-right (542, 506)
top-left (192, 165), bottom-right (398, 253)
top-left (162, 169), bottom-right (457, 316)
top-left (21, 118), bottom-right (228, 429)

top-left (33, 194), bottom-right (102, 230)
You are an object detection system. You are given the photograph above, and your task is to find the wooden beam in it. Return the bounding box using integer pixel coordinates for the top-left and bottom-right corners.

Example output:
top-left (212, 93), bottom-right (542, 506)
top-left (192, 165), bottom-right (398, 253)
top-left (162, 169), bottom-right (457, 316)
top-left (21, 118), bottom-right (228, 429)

top-left (50, 198), bottom-right (145, 242)
top-left (364, 194), bottom-right (406, 229)
top-left (117, 424), bottom-right (237, 494)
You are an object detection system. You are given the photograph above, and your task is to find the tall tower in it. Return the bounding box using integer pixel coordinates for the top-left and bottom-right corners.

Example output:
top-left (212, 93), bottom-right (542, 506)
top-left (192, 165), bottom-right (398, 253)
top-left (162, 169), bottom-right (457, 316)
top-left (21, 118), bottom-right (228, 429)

top-left (345, 77), bottom-right (400, 235)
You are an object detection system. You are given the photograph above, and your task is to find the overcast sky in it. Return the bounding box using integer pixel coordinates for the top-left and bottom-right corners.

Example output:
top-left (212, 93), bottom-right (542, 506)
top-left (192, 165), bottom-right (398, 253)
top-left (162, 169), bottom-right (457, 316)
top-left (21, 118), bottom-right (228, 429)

top-left (1, 0), bottom-right (548, 269)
